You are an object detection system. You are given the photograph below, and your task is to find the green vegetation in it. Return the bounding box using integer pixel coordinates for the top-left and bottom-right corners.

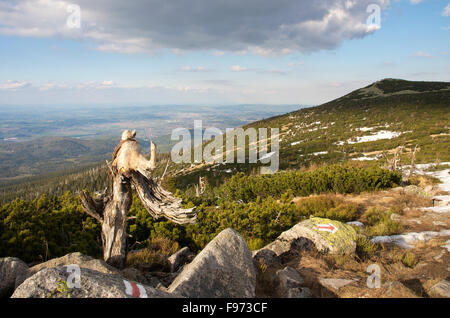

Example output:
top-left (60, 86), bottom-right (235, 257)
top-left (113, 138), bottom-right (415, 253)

top-left (0, 193), bottom-right (102, 263)
top-left (355, 236), bottom-right (379, 261)
top-left (362, 206), bottom-right (404, 236)
top-left (1, 164), bottom-right (400, 262)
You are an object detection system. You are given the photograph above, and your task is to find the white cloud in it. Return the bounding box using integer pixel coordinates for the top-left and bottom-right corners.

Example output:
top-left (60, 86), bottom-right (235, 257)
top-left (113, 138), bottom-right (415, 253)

top-left (443, 4), bottom-right (450, 16)
top-left (180, 66), bottom-right (209, 72)
top-left (0, 0), bottom-right (390, 55)
top-left (288, 61), bottom-right (305, 67)
top-left (230, 65), bottom-right (248, 72)
top-left (0, 80), bottom-right (30, 90)
top-left (412, 51), bottom-right (432, 58)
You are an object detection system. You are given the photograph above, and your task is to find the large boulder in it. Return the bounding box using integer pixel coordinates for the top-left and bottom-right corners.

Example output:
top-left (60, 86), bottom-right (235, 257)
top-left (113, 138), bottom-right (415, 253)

top-left (168, 228), bottom-right (256, 298)
top-left (0, 257), bottom-right (29, 298)
top-left (254, 217), bottom-right (357, 257)
top-left (11, 266), bottom-right (177, 298)
top-left (29, 252), bottom-right (119, 276)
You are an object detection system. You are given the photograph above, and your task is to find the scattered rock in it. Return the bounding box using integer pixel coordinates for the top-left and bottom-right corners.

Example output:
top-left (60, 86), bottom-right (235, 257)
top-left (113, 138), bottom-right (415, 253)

top-left (168, 228), bottom-right (256, 298)
top-left (275, 267), bottom-right (310, 298)
top-left (383, 281), bottom-right (418, 298)
top-left (12, 266), bottom-right (177, 298)
top-left (252, 249), bottom-right (279, 271)
top-left (319, 278), bottom-right (358, 291)
top-left (0, 257), bottom-right (29, 298)
top-left (429, 279), bottom-right (450, 298)
top-left (404, 185), bottom-right (432, 198)
top-left (167, 247), bottom-right (193, 273)
top-left (434, 250), bottom-right (446, 262)
top-left (29, 252), bottom-right (119, 276)
top-left (286, 287), bottom-right (312, 298)
top-left (255, 217), bottom-right (357, 257)
top-left (391, 187), bottom-right (404, 193)
top-left (390, 213), bottom-right (402, 222)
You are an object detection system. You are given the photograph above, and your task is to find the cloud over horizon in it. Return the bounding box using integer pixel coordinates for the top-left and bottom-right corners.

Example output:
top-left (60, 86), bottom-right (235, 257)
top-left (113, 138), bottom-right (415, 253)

top-left (0, 0), bottom-right (389, 55)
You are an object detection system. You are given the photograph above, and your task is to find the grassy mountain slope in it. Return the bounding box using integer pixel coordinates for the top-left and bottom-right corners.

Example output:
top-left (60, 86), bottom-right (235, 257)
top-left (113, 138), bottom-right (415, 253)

top-left (171, 79), bottom-right (449, 187)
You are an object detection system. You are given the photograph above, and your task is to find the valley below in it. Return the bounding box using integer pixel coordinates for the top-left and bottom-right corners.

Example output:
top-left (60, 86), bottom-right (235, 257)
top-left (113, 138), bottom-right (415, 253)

top-left (1, 79), bottom-right (449, 299)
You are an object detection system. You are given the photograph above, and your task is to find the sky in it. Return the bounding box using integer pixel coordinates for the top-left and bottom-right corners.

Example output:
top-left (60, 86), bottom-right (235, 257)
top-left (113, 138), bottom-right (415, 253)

top-left (0, 0), bottom-right (449, 107)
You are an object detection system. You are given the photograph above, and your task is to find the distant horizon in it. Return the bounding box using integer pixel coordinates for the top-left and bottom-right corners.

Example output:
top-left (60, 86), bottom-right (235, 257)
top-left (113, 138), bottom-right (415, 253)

top-left (1, 1), bottom-right (449, 106)
top-left (1, 77), bottom-right (449, 109)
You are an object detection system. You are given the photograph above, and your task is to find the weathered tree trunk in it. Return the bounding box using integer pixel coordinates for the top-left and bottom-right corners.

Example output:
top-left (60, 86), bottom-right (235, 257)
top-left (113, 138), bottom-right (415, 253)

top-left (80, 131), bottom-right (196, 268)
top-left (80, 164), bottom-right (132, 268)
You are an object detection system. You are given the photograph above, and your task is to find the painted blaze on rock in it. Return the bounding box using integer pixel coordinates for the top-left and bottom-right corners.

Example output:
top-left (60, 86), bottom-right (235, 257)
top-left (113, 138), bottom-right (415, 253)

top-left (304, 217), bottom-right (357, 254)
top-left (255, 216), bottom-right (357, 256)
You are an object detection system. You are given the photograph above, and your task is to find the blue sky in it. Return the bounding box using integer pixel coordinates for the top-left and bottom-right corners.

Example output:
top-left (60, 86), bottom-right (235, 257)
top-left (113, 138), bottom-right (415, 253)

top-left (0, 0), bottom-right (449, 106)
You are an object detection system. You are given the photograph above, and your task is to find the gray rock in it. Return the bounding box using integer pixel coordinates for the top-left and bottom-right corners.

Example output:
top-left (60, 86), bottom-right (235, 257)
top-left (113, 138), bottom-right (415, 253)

top-left (275, 266), bottom-right (309, 298)
top-left (254, 217), bottom-right (357, 257)
top-left (285, 287), bottom-right (312, 298)
top-left (121, 267), bottom-right (149, 285)
top-left (167, 247), bottom-right (193, 273)
top-left (319, 278), bottom-right (359, 290)
top-left (404, 185), bottom-right (432, 198)
top-left (383, 281), bottom-right (417, 298)
top-left (168, 228), bottom-right (256, 298)
top-left (429, 279), bottom-right (450, 298)
top-left (29, 252), bottom-right (119, 276)
top-left (0, 257), bottom-right (29, 298)
top-left (11, 266), bottom-right (177, 298)
top-left (252, 249), bottom-right (279, 271)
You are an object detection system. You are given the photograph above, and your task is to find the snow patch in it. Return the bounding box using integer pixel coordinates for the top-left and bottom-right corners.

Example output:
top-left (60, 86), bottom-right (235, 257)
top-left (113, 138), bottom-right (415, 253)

top-left (352, 156), bottom-right (378, 161)
top-left (346, 221), bottom-right (364, 227)
top-left (419, 206), bottom-right (450, 214)
top-left (371, 230), bottom-right (450, 249)
top-left (348, 130), bottom-right (402, 144)
top-left (312, 151), bottom-right (328, 156)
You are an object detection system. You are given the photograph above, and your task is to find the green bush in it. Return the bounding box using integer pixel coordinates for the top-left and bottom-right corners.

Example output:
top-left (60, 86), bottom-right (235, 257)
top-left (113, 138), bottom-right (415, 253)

top-left (209, 164), bottom-right (401, 204)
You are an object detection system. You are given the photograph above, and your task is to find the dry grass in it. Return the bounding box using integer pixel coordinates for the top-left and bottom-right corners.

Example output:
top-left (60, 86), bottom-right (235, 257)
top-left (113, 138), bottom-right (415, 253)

top-left (126, 236), bottom-right (179, 269)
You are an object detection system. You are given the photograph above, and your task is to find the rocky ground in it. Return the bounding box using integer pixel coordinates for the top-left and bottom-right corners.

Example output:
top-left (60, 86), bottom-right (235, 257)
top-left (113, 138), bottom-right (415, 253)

top-left (1, 165), bottom-right (449, 298)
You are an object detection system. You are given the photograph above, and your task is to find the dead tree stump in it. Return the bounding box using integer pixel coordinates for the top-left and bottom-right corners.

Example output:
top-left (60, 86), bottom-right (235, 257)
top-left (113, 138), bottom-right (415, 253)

top-left (80, 130), bottom-right (196, 268)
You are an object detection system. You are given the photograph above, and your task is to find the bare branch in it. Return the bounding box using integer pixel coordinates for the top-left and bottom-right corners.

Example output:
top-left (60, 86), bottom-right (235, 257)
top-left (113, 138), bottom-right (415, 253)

top-left (131, 170), bottom-right (197, 224)
top-left (80, 191), bottom-right (104, 223)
